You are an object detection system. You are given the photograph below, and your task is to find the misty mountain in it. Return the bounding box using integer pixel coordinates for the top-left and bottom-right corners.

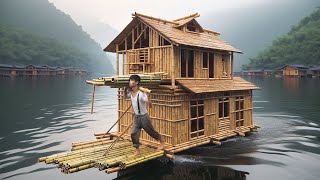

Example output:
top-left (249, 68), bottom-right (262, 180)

top-left (199, 0), bottom-right (320, 71)
top-left (76, 16), bottom-right (118, 48)
top-left (0, 0), bottom-right (115, 74)
top-left (242, 8), bottom-right (320, 70)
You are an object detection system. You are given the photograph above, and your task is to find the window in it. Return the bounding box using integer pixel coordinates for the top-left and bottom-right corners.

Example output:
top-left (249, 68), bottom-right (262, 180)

top-left (235, 96), bottom-right (244, 127)
top-left (188, 50), bottom-right (194, 77)
top-left (181, 49), bottom-right (187, 77)
top-left (186, 22), bottom-right (197, 32)
top-left (202, 52), bottom-right (208, 68)
top-left (190, 100), bottom-right (205, 138)
top-left (218, 97), bottom-right (229, 119)
top-left (209, 52), bottom-right (214, 78)
top-left (180, 49), bottom-right (194, 78)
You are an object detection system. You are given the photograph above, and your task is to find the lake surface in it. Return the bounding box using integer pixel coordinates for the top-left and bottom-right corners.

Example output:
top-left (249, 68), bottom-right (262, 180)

top-left (0, 76), bottom-right (320, 180)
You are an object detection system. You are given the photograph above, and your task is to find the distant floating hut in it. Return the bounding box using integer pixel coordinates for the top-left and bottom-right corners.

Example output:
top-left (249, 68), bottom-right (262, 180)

top-left (39, 12), bottom-right (260, 174)
top-left (276, 64), bottom-right (309, 78)
top-left (0, 64), bottom-right (88, 77)
top-left (241, 69), bottom-right (273, 77)
top-left (307, 66), bottom-right (320, 78)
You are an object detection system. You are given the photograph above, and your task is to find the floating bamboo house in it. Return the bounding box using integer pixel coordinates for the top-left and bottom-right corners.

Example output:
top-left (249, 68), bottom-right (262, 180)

top-left (39, 12), bottom-right (260, 175)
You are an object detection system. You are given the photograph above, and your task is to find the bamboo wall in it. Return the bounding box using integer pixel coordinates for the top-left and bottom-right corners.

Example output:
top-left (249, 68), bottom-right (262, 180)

top-left (123, 46), bottom-right (173, 78)
top-left (116, 20), bottom-right (174, 78)
top-left (118, 88), bottom-right (253, 147)
top-left (114, 20), bottom-right (233, 81)
top-left (282, 67), bottom-right (305, 76)
top-left (174, 46), bottom-right (232, 79)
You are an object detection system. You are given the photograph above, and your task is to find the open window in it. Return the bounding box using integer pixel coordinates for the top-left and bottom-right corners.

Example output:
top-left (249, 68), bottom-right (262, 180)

top-left (181, 49), bottom-right (194, 78)
top-left (185, 20), bottom-right (203, 33)
top-left (209, 52), bottom-right (214, 78)
top-left (186, 22), bottom-right (197, 32)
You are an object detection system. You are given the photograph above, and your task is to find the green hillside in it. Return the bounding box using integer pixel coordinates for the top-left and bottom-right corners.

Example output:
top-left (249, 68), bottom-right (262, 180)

top-left (242, 8), bottom-right (320, 70)
top-left (0, 0), bottom-right (114, 74)
top-left (0, 25), bottom-right (91, 69)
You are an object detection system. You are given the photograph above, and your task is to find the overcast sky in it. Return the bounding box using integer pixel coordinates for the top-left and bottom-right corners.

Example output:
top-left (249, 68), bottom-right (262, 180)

top-left (48, 0), bottom-right (269, 31)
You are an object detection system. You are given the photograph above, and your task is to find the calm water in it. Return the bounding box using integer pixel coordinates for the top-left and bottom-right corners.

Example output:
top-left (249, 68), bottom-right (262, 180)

top-left (0, 76), bottom-right (320, 180)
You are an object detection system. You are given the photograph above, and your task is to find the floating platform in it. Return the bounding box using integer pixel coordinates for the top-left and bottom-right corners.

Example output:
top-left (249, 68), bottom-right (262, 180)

top-left (38, 134), bottom-right (173, 174)
top-left (38, 124), bottom-right (259, 175)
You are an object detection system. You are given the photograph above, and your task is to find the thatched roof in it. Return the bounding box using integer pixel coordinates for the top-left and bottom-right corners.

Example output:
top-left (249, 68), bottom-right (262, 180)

top-left (104, 12), bottom-right (241, 53)
top-left (177, 77), bottom-right (259, 93)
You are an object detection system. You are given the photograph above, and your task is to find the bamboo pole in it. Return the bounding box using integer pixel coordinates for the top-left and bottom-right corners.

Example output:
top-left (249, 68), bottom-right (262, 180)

top-left (58, 143), bottom-right (135, 171)
top-left (39, 142), bottom-right (117, 163)
top-left (106, 167), bottom-right (121, 174)
top-left (96, 104), bottom-right (132, 141)
top-left (104, 121), bottom-right (133, 155)
top-left (116, 44), bottom-right (119, 76)
top-left (90, 85), bottom-right (95, 114)
top-left (45, 142), bottom-right (132, 164)
top-left (231, 52), bottom-right (234, 80)
top-left (171, 45), bottom-right (175, 88)
top-left (72, 139), bottom-right (114, 148)
top-left (98, 148), bottom-right (157, 170)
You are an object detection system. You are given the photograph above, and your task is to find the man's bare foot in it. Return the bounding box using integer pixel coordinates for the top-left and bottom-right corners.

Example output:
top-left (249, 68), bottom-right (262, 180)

top-left (133, 149), bottom-right (141, 156)
top-left (157, 142), bottom-right (165, 150)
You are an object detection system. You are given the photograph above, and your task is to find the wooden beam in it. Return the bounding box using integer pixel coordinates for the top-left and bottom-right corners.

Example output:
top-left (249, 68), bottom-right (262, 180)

top-left (116, 44), bottom-right (119, 75)
top-left (132, 29), bottom-right (135, 49)
top-left (122, 53), bottom-right (125, 75)
top-left (171, 45), bottom-right (175, 88)
top-left (125, 37), bottom-right (127, 51)
top-left (137, 17), bottom-right (177, 46)
top-left (231, 52), bottom-right (234, 80)
top-left (90, 85), bottom-right (95, 114)
top-left (134, 25), bottom-right (148, 44)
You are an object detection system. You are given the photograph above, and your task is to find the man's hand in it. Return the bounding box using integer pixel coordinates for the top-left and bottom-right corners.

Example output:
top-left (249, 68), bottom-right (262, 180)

top-left (124, 87), bottom-right (131, 99)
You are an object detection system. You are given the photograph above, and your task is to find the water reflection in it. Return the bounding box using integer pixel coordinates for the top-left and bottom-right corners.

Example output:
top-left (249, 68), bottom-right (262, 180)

top-left (116, 160), bottom-right (249, 180)
top-left (0, 76), bottom-right (118, 179)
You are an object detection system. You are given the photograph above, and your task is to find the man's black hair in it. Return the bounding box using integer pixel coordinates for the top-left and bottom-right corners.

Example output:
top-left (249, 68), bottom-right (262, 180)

top-left (129, 74), bottom-right (141, 84)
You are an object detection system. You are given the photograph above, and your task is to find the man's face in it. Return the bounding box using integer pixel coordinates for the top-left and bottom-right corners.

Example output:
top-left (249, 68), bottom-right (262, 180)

top-left (129, 79), bottom-right (138, 87)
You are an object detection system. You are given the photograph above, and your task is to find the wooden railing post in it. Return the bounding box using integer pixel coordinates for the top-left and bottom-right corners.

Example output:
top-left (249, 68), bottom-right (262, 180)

top-left (171, 45), bottom-right (175, 88)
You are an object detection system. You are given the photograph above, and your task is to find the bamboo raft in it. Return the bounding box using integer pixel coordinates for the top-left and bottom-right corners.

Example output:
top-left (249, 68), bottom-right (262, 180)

top-left (38, 135), bottom-right (173, 174)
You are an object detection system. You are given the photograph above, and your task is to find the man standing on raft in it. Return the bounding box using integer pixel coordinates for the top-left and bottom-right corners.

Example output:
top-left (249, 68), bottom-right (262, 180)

top-left (124, 74), bottom-right (164, 156)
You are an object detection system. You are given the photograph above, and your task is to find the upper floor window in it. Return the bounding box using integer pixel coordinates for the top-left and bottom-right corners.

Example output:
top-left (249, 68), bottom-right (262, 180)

top-left (203, 52), bottom-right (208, 68)
top-left (186, 22), bottom-right (198, 32)
top-left (181, 49), bottom-right (194, 78)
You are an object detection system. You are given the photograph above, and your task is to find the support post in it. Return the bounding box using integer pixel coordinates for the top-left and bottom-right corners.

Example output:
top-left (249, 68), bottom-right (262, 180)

top-left (171, 45), bottom-right (175, 88)
top-left (116, 44), bottom-right (119, 76)
top-left (231, 52), bottom-right (234, 80)
top-left (90, 85), bottom-right (95, 114)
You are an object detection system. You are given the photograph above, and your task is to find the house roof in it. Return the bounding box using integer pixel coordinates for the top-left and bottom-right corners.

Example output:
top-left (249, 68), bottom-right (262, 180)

top-left (172, 13), bottom-right (200, 26)
top-left (308, 66), bottom-right (320, 71)
top-left (278, 64), bottom-right (309, 71)
top-left (177, 77), bottom-right (259, 93)
top-left (104, 12), bottom-right (241, 53)
top-left (0, 64), bottom-right (14, 68)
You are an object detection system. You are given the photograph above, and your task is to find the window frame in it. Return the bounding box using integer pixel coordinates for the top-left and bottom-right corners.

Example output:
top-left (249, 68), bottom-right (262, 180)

top-left (235, 96), bottom-right (245, 127)
top-left (190, 100), bottom-right (205, 139)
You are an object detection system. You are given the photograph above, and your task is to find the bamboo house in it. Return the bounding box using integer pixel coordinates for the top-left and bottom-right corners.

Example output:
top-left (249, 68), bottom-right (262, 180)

top-left (38, 12), bottom-right (260, 175)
